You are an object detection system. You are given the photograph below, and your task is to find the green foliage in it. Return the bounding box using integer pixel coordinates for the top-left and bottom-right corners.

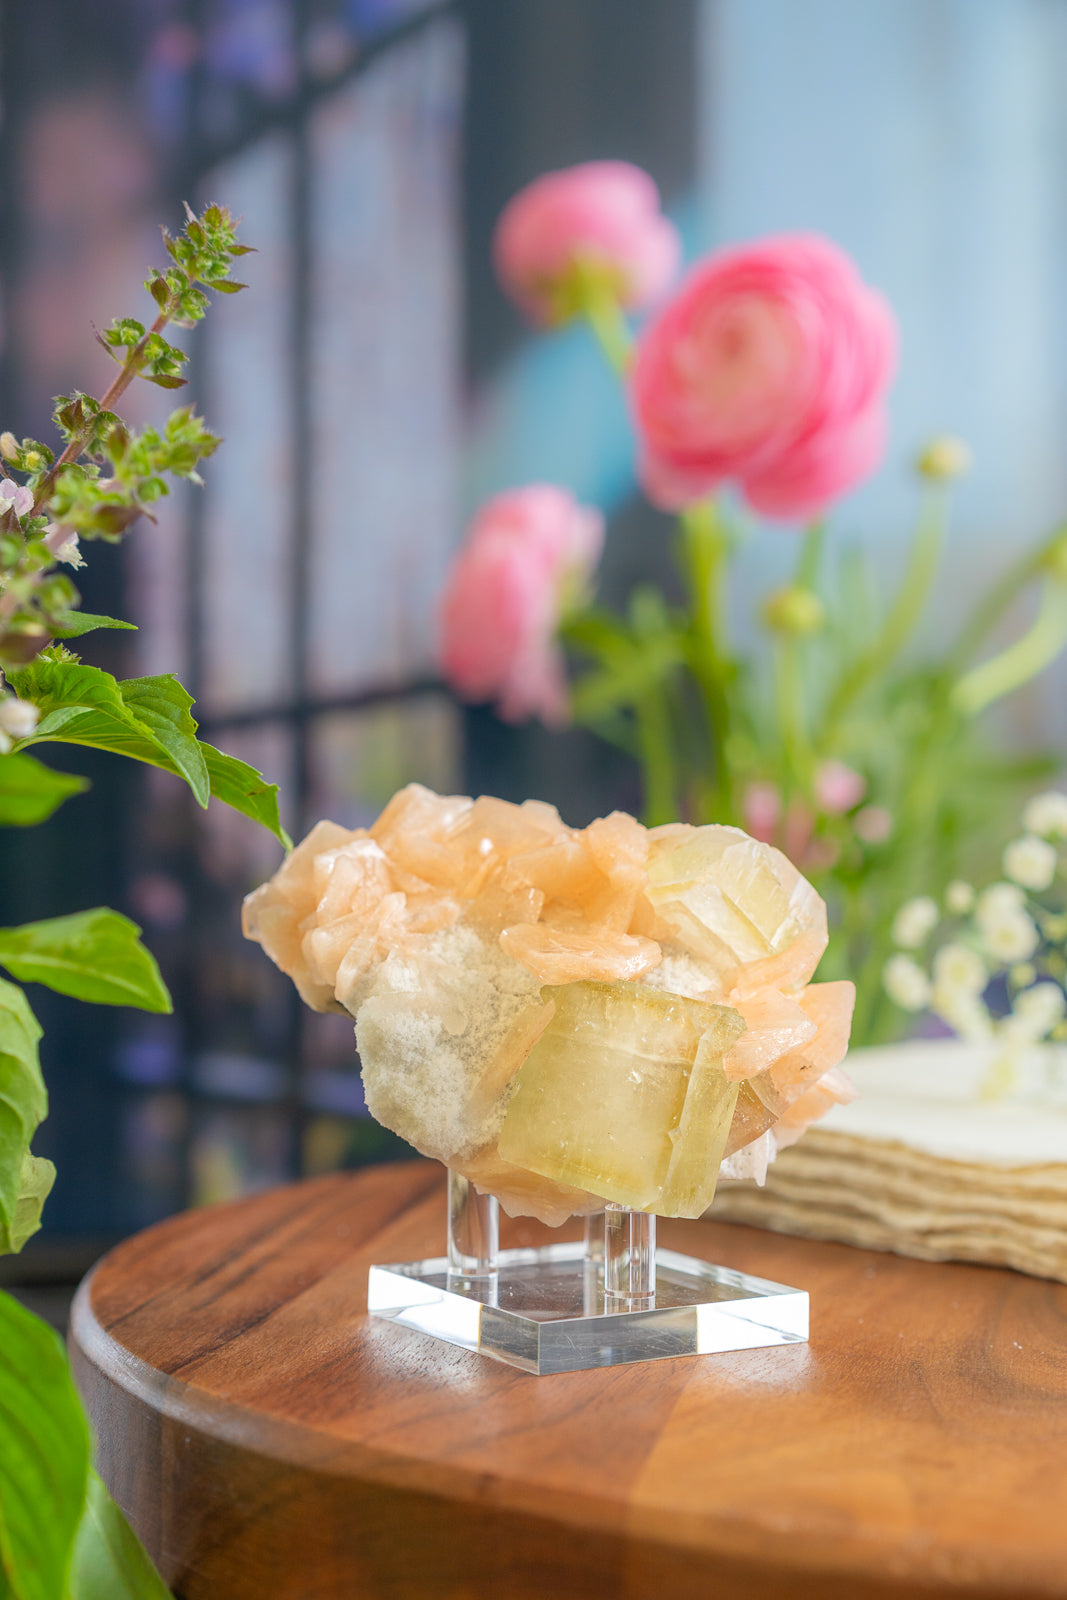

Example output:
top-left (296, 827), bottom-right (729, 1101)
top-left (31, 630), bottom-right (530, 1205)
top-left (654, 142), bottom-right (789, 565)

top-left (11, 659), bottom-right (209, 805)
top-left (0, 911), bottom-right (171, 1013)
top-left (0, 1291), bottom-right (91, 1600)
top-left (48, 612), bottom-right (137, 641)
top-left (0, 980), bottom-right (49, 1257)
top-left (0, 202), bottom-right (247, 668)
top-left (8, 656), bottom-right (290, 844)
top-left (68, 1473), bottom-right (172, 1600)
top-left (3, 1153), bottom-right (55, 1257)
top-left (202, 744), bottom-right (292, 850)
top-left (0, 197), bottom-right (267, 1600)
top-left (0, 754), bottom-right (87, 827)
top-left (0, 1294), bottom-right (169, 1599)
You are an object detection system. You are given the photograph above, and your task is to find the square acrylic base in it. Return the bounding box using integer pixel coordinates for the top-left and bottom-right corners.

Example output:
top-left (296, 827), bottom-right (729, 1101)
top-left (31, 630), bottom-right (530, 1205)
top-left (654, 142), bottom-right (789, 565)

top-left (367, 1240), bottom-right (809, 1375)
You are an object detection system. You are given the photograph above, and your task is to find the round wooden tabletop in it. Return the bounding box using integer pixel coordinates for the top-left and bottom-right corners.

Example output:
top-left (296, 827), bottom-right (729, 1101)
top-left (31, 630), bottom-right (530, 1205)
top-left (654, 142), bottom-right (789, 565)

top-left (71, 1160), bottom-right (1067, 1600)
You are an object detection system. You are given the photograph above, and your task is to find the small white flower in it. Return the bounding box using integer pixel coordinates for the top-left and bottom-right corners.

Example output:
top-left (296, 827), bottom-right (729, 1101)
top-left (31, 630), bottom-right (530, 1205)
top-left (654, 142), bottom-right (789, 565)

top-left (1014, 981), bottom-right (1066, 1030)
top-left (976, 882), bottom-right (1026, 930)
top-left (945, 880), bottom-right (975, 916)
top-left (932, 942), bottom-right (987, 997)
top-left (980, 910), bottom-right (1040, 965)
top-left (1010, 962), bottom-right (1037, 989)
top-left (44, 525), bottom-right (83, 569)
top-left (883, 953), bottom-right (932, 1011)
top-left (1003, 834), bottom-right (1057, 893)
top-left (934, 987), bottom-right (993, 1044)
top-left (999, 982), bottom-right (1067, 1047)
top-left (891, 895), bottom-right (940, 949)
top-left (1022, 790), bottom-right (1067, 839)
top-left (0, 697), bottom-right (39, 738)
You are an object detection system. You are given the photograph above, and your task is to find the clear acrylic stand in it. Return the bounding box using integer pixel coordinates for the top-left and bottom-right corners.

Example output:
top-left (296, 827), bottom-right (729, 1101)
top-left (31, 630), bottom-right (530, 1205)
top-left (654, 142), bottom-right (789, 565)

top-left (367, 1168), bottom-right (808, 1375)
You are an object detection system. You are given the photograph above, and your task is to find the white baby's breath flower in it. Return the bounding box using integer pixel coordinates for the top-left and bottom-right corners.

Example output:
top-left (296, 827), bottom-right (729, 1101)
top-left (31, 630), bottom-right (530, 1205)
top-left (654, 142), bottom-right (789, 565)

top-left (980, 910), bottom-right (1040, 965)
top-left (1003, 834), bottom-right (1057, 893)
top-left (932, 942), bottom-right (987, 997)
top-left (1022, 790), bottom-right (1067, 839)
top-left (934, 987), bottom-right (993, 1044)
top-left (1014, 981), bottom-right (1066, 1030)
top-left (0, 697), bottom-right (39, 739)
top-left (945, 880), bottom-right (975, 916)
top-left (883, 953), bottom-right (932, 1011)
top-left (976, 882), bottom-right (1026, 930)
top-left (891, 895), bottom-right (940, 950)
top-left (998, 981), bottom-right (1066, 1048)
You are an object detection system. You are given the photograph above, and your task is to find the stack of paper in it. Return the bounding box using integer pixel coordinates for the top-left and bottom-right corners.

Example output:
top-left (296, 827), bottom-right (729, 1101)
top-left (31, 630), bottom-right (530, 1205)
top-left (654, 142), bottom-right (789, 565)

top-left (710, 1039), bottom-right (1067, 1284)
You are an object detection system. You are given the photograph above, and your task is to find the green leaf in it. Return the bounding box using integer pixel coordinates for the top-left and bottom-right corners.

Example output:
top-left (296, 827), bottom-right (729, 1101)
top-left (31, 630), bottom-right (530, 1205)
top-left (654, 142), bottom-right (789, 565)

top-left (208, 279), bottom-right (247, 295)
top-left (0, 979), bottom-right (47, 1256)
top-left (202, 744), bottom-right (291, 849)
top-left (3, 1152), bottom-right (55, 1256)
top-left (48, 612), bottom-right (137, 641)
top-left (0, 753), bottom-right (88, 826)
top-left (118, 678), bottom-right (208, 805)
top-left (69, 1472), bottom-right (171, 1600)
top-left (0, 1290), bottom-right (91, 1600)
top-left (11, 660), bottom-right (209, 808)
top-left (0, 911), bottom-right (171, 1013)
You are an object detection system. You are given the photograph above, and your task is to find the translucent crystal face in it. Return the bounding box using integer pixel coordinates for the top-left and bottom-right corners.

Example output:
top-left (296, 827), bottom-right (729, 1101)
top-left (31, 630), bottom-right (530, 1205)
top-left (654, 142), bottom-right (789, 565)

top-left (498, 980), bottom-right (743, 1216)
top-left (646, 824), bottom-right (827, 981)
top-left (243, 785), bottom-right (855, 1225)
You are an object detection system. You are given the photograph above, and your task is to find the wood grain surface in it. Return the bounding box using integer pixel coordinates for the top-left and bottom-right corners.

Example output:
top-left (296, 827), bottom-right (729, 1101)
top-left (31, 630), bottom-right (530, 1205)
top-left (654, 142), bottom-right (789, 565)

top-left (70, 1160), bottom-right (1067, 1600)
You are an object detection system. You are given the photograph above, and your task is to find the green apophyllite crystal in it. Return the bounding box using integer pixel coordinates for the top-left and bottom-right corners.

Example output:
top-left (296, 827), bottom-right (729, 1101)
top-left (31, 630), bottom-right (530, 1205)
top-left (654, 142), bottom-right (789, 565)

top-left (497, 979), bottom-right (743, 1215)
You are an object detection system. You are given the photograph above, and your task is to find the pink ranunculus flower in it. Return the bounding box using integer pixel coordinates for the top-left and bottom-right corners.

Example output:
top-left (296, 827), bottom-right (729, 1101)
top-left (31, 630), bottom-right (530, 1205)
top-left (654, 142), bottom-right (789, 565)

top-left (493, 161), bottom-right (681, 326)
top-left (815, 760), bottom-right (867, 815)
top-left (632, 233), bottom-right (897, 521)
top-left (439, 486), bottom-right (604, 726)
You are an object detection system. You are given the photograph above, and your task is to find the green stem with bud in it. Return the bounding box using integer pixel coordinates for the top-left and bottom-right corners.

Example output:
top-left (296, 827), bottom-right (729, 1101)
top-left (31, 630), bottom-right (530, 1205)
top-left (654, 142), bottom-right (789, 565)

top-left (633, 686), bottom-right (678, 826)
top-left (820, 483), bottom-right (948, 746)
top-left (947, 524), bottom-right (1067, 674)
top-left (952, 580), bottom-right (1067, 716)
top-left (679, 500), bottom-right (734, 821)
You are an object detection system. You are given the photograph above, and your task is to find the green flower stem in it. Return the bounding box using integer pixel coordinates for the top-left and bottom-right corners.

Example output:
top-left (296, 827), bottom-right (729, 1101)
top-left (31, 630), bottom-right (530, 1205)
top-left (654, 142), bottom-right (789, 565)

top-left (575, 278), bottom-right (633, 376)
top-left (821, 484), bottom-right (948, 744)
top-left (795, 519), bottom-right (826, 588)
top-left (679, 501), bottom-right (734, 819)
top-left (952, 579), bottom-right (1067, 716)
top-left (948, 523), bottom-right (1067, 673)
top-left (633, 686), bottom-right (678, 826)
top-left (774, 636), bottom-right (811, 796)
top-left (30, 309), bottom-right (170, 517)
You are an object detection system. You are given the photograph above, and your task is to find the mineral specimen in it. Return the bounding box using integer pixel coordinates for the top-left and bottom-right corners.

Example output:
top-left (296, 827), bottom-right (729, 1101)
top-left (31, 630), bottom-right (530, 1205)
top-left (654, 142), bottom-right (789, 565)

top-left (243, 785), bottom-right (855, 1224)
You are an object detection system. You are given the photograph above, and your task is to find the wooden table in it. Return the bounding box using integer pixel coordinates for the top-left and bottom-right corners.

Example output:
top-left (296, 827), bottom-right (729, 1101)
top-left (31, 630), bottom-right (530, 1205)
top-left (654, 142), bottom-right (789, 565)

top-left (70, 1161), bottom-right (1067, 1600)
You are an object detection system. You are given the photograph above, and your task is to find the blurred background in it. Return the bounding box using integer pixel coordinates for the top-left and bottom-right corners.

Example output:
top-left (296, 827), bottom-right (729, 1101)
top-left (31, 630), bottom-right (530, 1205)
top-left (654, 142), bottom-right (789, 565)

top-left (2, 0), bottom-right (1066, 1307)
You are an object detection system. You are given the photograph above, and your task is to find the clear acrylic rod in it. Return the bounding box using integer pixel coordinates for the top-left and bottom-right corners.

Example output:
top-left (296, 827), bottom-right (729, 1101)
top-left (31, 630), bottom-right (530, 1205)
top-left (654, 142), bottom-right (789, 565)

top-left (604, 1205), bottom-right (655, 1309)
top-left (447, 1168), bottom-right (498, 1278)
top-left (583, 1211), bottom-right (605, 1265)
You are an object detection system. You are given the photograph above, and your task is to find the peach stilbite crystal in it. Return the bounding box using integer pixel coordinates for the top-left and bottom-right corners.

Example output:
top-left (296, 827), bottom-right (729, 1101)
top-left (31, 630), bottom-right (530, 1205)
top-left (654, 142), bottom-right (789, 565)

top-left (242, 784), bottom-right (854, 1224)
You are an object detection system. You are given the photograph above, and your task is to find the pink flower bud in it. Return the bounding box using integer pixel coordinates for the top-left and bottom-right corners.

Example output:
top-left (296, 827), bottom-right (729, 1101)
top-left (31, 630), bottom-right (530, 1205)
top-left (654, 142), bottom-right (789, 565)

top-left (493, 161), bottom-right (681, 326)
top-left (632, 233), bottom-right (896, 520)
top-left (855, 805), bottom-right (892, 844)
top-left (815, 760), bottom-right (867, 815)
top-left (439, 486), bottom-right (604, 726)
